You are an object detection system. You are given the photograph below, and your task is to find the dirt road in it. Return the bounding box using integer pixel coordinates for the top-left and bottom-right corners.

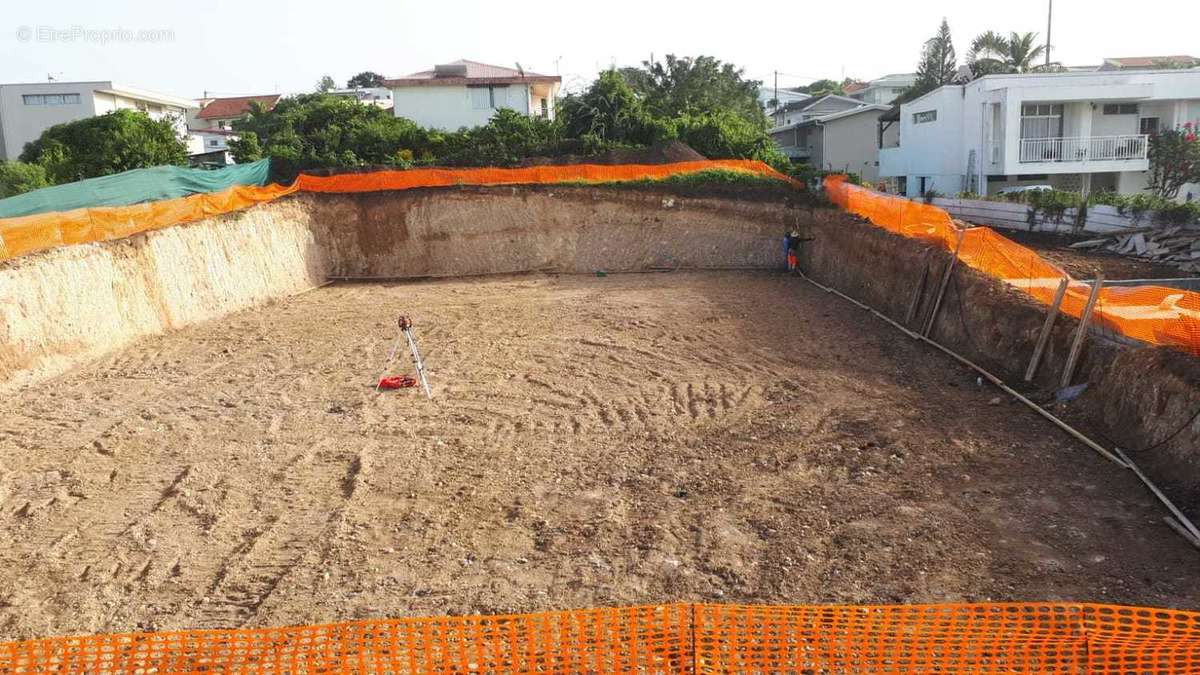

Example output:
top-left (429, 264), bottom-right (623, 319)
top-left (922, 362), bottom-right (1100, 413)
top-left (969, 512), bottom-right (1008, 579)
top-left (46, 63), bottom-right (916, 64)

top-left (0, 272), bottom-right (1195, 640)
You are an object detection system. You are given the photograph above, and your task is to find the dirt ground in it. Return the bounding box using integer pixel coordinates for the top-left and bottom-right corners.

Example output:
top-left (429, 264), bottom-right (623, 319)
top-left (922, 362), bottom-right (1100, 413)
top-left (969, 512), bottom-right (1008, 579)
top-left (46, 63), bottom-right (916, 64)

top-left (998, 229), bottom-right (1194, 280)
top-left (1, 272), bottom-right (1197, 641)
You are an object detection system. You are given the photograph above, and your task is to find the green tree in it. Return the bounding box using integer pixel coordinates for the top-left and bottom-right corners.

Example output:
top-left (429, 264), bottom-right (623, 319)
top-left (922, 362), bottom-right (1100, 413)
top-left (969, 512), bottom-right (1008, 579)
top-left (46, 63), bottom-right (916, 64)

top-left (623, 55), bottom-right (767, 128)
top-left (675, 110), bottom-right (784, 163)
top-left (802, 79), bottom-right (846, 97)
top-left (231, 93), bottom-right (435, 178)
top-left (347, 71), bottom-right (386, 88)
top-left (900, 19), bottom-right (958, 103)
top-left (558, 70), bottom-right (674, 147)
top-left (20, 110), bottom-right (187, 183)
top-left (315, 75), bottom-right (337, 93)
top-left (439, 109), bottom-right (564, 166)
top-left (227, 131), bottom-right (263, 163)
top-left (967, 31), bottom-right (1047, 76)
top-left (0, 161), bottom-right (50, 198)
top-left (1146, 124), bottom-right (1200, 199)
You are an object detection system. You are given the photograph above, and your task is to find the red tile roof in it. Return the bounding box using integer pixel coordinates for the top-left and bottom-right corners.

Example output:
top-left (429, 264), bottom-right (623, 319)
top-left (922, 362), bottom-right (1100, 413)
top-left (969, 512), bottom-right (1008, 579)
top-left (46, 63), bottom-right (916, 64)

top-left (196, 94), bottom-right (282, 120)
top-left (842, 82), bottom-right (868, 94)
top-left (384, 60), bottom-right (560, 87)
top-left (1104, 55), bottom-right (1198, 68)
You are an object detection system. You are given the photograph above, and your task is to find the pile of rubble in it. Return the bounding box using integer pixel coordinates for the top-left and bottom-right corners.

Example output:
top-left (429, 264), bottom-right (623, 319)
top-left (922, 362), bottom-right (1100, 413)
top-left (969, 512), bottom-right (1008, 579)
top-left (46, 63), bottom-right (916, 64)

top-left (1069, 226), bottom-right (1200, 274)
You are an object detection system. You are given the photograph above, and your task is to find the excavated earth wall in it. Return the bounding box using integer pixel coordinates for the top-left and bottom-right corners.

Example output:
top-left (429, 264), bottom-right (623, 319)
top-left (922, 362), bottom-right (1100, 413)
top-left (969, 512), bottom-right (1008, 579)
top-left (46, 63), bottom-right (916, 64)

top-left (2, 185), bottom-right (1197, 517)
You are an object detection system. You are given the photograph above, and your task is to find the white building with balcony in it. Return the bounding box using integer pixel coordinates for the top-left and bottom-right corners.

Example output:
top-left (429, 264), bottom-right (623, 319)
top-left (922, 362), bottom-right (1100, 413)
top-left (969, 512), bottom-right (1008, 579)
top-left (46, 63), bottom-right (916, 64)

top-left (879, 69), bottom-right (1200, 199)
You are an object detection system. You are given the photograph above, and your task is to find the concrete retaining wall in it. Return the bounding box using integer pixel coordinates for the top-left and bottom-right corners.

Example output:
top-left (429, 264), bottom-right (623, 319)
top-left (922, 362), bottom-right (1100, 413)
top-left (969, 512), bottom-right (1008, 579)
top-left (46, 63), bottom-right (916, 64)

top-left (932, 197), bottom-right (1142, 234)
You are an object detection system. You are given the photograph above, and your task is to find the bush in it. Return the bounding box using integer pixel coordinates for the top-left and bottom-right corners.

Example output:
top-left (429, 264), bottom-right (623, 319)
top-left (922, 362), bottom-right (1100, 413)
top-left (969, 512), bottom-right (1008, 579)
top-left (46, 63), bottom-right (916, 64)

top-left (673, 110), bottom-right (781, 162)
top-left (0, 161), bottom-right (50, 198)
top-left (232, 94), bottom-right (438, 179)
top-left (1026, 188), bottom-right (1079, 222)
top-left (437, 109), bottom-right (564, 167)
top-left (20, 110), bottom-right (188, 184)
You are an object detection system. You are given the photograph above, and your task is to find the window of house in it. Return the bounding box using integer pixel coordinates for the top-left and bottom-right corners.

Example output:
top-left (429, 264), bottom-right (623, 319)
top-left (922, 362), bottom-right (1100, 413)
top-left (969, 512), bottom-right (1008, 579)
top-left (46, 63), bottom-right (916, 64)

top-left (22, 93), bottom-right (81, 106)
top-left (1020, 103), bottom-right (1064, 139)
top-left (1140, 117), bottom-right (1160, 135)
top-left (469, 85), bottom-right (511, 110)
top-left (540, 97), bottom-right (549, 118)
top-left (207, 139), bottom-right (220, 147)
top-left (913, 110), bottom-right (937, 124)
top-left (1103, 103), bottom-right (1138, 115)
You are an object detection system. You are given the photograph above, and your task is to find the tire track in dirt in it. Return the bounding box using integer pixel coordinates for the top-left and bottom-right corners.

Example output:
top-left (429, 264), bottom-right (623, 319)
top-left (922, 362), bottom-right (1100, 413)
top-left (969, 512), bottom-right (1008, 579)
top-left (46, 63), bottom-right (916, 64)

top-left (188, 438), bottom-right (358, 628)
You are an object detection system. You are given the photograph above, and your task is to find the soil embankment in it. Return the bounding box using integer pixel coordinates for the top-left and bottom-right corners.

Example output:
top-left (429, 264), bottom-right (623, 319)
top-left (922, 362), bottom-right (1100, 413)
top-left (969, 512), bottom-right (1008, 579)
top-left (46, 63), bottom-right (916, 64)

top-left (3, 183), bottom-right (1199, 522)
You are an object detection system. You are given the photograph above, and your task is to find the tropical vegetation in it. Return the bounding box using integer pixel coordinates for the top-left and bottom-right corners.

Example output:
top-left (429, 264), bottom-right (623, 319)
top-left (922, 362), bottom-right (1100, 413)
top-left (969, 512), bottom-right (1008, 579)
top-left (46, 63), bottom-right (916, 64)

top-left (229, 55), bottom-right (787, 180)
top-left (19, 109), bottom-right (188, 185)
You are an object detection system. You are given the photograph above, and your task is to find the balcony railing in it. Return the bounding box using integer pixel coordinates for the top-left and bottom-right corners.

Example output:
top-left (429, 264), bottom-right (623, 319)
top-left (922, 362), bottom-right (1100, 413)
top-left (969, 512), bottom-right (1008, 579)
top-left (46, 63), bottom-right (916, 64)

top-left (1019, 134), bottom-right (1148, 163)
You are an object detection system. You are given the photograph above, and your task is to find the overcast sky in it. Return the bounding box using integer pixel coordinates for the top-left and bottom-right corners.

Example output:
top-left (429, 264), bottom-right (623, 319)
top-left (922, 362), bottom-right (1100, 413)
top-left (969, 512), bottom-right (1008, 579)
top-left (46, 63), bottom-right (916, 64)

top-left (2, 0), bottom-right (1195, 99)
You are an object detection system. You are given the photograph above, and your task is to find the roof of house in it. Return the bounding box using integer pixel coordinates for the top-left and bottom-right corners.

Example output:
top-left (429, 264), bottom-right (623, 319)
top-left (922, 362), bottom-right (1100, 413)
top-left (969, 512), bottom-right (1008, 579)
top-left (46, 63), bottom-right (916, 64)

top-left (770, 103), bottom-right (889, 133)
top-left (799, 94), bottom-right (866, 109)
top-left (1102, 55), bottom-right (1199, 69)
top-left (196, 94), bottom-right (282, 120)
top-left (842, 82), bottom-right (868, 94)
top-left (385, 60), bottom-right (561, 87)
top-left (870, 73), bottom-right (917, 84)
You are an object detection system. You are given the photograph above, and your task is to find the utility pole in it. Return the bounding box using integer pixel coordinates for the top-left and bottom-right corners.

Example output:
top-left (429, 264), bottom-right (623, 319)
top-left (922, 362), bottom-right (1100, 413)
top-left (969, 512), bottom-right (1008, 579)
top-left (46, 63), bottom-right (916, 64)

top-left (1045, 0), bottom-right (1053, 67)
top-left (774, 70), bottom-right (779, 125)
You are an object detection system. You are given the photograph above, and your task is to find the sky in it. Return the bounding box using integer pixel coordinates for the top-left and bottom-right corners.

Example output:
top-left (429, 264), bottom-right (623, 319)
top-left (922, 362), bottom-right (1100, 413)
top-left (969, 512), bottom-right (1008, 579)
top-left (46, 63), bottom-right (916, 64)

top-left (1, 0), bottom-right (1196, 100)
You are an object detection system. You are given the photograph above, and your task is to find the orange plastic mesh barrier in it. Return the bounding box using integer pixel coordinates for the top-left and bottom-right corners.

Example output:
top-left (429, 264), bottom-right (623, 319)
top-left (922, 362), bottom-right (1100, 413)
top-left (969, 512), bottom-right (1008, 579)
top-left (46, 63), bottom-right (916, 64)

top-left (1, 603), bottom-right (1197, 673)
top-left (295, 159), bottom-right (797, 193)
top-left (0, 183), bottom-right (298, 263)
top-left (824, 176), bottom-right (1200, 357)
top-left (0, 161), bottom-right (794, 264)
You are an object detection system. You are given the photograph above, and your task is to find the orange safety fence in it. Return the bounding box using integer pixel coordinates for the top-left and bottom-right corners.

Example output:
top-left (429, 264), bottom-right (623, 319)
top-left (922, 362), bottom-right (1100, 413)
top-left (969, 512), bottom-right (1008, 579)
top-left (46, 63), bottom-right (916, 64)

top-left (294, 159), bottom-right (797, 194)
top-left (0, 183), bottom-right (298, 263)
top-left (824, 176), bottom-right (1200, 357)
top-left (0, 161), bottom-right (795, 265)
top-left (1, 602), bottom-right (1197, 673)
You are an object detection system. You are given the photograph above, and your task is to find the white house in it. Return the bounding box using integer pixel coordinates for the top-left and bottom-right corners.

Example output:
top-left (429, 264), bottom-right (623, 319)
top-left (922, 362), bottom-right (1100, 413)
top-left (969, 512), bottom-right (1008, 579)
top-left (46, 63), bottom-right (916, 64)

top-left (185, 94), bottom-right (282, 167)
top-left (772, 94), bottom-right (864, 128)
top-left (189, 94), bottom-right (281, 132)
top-left (879, 68), bottom-right (1200, 199)
top-left (0, 81), bottom-right (196, 161)
top-left (386, 60), bottom-right (561, 131)
top-left (770, 104), bottom-right (896, 183)
top-left (846, 73), bottom-right (916, 105)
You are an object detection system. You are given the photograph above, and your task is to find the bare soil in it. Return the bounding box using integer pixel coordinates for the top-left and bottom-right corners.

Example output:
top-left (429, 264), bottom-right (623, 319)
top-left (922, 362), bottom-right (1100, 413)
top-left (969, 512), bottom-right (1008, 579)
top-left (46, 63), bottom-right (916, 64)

top-left (997, 229), bottom-right (1194, 280)
top-left (0, 272), bottom-right (1196, 641)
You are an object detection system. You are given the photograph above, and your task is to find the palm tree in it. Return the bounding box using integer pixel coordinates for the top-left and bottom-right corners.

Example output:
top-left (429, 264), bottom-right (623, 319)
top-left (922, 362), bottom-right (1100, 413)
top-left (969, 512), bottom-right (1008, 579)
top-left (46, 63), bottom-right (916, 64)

top-left (967, 31), bottom-right (1047, 76)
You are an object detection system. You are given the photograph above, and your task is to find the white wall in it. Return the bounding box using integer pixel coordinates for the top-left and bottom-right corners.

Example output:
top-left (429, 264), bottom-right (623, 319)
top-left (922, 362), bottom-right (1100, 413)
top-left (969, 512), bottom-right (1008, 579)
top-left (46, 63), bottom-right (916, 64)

top-left (821, 111), bottom-right (887, 183)
top-left (0, 82), bottom-right (104, 160)
top-left (93, 91), bottom-right (188, 137)
top-left (392, 84), bottom-right (532, 130)
top-left (880, 87), bottom-right (966, 195)
top-left (1091, 106), bottom-right (1139, 137)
